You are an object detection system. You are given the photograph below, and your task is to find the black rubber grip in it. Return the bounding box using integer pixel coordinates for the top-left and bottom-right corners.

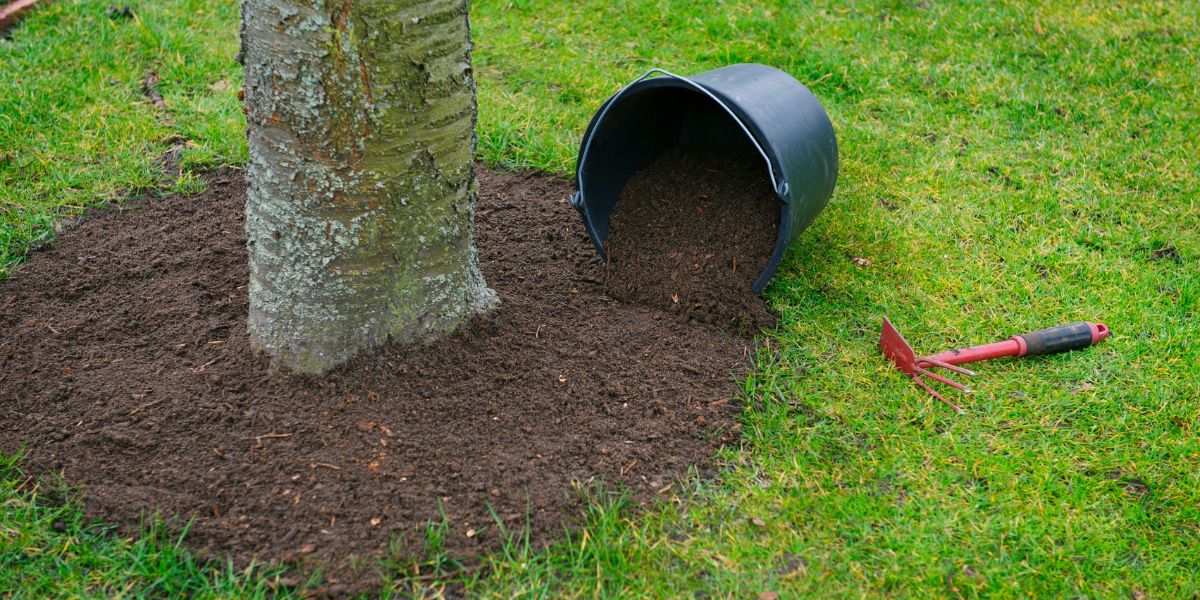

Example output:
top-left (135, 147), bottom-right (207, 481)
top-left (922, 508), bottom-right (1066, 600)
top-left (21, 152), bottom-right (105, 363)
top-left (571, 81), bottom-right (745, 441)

top-left (1017, 322), bottom-right (1095, 356)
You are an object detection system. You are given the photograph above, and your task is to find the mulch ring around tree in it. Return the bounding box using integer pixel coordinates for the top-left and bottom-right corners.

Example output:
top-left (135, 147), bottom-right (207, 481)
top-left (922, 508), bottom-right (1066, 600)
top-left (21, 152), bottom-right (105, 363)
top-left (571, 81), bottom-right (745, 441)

top-left (0, 165), bottom-right (773, 594)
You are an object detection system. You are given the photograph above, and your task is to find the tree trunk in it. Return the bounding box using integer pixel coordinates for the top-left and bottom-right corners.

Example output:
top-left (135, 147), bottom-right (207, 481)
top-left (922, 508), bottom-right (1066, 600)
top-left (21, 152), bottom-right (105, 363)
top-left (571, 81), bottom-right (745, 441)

top-left (241, 0), bottom-right (496, 373)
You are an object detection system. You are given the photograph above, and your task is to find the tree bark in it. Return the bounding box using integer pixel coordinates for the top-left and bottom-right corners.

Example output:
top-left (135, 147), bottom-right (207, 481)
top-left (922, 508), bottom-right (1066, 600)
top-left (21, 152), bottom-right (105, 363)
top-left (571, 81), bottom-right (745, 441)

top-left (241, 0), bottom-right (496, 373)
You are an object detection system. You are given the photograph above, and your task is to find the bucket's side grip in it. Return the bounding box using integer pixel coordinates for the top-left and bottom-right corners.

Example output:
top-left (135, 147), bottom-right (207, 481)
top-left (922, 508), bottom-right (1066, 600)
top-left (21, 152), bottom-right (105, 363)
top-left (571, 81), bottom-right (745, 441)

top-left (574, 69), bottom-right (787, 213)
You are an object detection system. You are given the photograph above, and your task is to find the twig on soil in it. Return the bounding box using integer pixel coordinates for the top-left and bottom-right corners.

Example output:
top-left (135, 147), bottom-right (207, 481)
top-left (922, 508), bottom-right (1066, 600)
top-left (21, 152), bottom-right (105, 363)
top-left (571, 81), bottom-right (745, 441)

top-left (129, 397), bottom-right (166, 415)
top-left (310, 462), bottom-right (341, 470)
top-left (254, 432), bottom-right (293, 448)
top-left (43, 322), bottom-right (59, 334)
top-left (620, 458), bottom-right (637, 476)
top-left (191, 358), bottom-right (219, 373)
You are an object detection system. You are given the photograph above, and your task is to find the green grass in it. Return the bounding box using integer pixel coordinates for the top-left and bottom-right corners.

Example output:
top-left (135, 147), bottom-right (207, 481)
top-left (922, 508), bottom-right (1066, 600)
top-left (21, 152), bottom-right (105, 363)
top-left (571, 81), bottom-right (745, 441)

top-left (0, 0), bottom-right (244, 279)
top-left (3, 0), bottom-right (1199, 597)
top-left (0, 451), bottom-right (290, 597)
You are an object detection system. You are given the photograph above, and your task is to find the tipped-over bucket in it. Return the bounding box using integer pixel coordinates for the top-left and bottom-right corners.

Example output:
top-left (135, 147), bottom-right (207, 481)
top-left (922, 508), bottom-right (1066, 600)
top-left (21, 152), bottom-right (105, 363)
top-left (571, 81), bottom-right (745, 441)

top-left (571, 63), bottom-right (838, 293)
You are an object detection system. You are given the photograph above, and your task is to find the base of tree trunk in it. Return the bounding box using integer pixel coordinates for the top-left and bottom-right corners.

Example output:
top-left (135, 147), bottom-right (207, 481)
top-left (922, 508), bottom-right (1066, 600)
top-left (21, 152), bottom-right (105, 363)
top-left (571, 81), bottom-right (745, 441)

top-left (241, 0), bottom-right (492, 373)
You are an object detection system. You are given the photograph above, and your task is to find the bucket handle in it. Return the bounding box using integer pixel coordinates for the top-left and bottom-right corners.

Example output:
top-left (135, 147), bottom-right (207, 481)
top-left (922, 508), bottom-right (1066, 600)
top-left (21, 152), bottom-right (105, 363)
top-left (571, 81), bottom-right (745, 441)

top-left (576, 68), bottom-right (789, 205)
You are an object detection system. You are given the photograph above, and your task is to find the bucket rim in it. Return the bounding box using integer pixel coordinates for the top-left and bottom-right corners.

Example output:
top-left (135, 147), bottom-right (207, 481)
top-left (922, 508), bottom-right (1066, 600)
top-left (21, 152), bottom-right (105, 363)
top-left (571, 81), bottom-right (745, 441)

top-left (574, 68), bottom-right (790, 205)
top-left (572, 64), bottom-right (835, 295)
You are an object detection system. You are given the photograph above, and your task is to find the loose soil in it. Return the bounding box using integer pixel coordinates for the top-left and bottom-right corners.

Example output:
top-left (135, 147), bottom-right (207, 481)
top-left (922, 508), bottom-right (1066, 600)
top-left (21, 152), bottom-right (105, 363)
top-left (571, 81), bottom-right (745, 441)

top-left (0, 166), bottom-right (758, 594)
top-left (602, 148), bottom-right (781, 334)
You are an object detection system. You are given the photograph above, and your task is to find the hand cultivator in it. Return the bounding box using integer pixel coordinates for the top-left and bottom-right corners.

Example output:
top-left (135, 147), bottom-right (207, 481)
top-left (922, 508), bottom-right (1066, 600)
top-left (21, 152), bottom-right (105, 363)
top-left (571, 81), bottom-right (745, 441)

top-left (880, 318), bottom-right (1111, 413)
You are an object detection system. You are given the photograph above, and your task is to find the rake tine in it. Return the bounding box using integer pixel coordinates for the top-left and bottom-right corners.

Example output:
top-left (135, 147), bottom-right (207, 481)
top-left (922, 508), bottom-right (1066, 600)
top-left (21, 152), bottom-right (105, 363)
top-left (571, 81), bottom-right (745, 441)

top-left (913, 375), bottom-right (964, 414)
top-left (913, 365), bottom-right (971, 393)
top-left (919, 357), bottom-right (976, 377)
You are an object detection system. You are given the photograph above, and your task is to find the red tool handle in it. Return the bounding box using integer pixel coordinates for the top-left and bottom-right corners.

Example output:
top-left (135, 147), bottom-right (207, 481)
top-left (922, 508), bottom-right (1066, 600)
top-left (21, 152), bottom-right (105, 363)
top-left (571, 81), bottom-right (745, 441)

top-left (923, 322), bottom-right (1110, 367)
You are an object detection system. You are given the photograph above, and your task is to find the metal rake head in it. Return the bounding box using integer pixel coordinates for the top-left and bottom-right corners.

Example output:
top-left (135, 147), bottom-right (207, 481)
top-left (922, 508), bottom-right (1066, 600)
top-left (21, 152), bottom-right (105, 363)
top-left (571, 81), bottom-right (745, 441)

top-left (879, 318), bottom-right (976, 414)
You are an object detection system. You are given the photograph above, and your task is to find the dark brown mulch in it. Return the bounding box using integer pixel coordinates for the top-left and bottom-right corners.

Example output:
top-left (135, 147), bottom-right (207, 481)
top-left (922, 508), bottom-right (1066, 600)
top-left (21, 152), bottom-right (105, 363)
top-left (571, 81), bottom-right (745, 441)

top-left (601, 148), bottom-right (781, 335)
top-left (0, 165), bottom-right (756, 594)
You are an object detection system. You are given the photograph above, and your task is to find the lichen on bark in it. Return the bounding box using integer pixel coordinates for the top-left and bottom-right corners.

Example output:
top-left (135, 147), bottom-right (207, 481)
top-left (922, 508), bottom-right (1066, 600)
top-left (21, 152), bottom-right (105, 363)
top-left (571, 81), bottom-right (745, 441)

top-left (241, 0), bottom-right (496, 373)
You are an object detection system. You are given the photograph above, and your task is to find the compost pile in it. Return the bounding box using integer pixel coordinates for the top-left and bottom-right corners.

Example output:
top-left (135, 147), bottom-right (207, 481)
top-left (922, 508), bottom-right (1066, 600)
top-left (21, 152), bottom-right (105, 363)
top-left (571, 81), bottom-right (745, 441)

top-left (0, 168), bottom-right (751, 594)
top-left (601, 148), bottom-right (780, 334)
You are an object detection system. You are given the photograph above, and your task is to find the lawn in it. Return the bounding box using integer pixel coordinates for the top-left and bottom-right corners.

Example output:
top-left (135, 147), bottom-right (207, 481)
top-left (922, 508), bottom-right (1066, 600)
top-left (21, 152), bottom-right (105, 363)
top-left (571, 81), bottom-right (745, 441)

top-left (2, 0), bottom-right (1198, 597)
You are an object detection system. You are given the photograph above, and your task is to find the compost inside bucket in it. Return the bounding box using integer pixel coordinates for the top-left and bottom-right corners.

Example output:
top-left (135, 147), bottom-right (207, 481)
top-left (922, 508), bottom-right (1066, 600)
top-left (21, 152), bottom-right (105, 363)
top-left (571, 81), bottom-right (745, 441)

top-left (601, 147), bottom-right (780, 334)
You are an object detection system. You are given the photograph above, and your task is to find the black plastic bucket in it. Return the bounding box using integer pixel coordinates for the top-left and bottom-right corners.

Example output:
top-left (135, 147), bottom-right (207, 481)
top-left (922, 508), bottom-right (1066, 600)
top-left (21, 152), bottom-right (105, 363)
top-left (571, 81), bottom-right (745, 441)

top-left (571, 64), bottom-right (838, 293)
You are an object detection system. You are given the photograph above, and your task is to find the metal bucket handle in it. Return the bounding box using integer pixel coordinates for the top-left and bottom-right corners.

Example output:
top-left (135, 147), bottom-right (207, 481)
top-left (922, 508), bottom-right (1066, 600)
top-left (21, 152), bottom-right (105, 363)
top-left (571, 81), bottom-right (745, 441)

top-left (575, 68), bottom-right (789, 205)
